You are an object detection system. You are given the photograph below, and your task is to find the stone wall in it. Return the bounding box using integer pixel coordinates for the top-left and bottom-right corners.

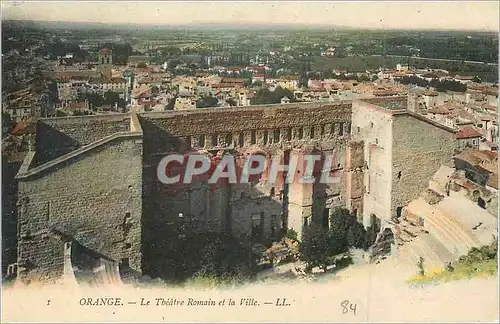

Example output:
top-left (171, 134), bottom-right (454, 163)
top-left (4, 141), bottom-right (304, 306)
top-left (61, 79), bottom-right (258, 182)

top-left (138, 103), bottom-right (352, 155)
top-left (345, 141), bottom-right (365, 221)
top-left (17, 135), bottom-right (143, 283)
top-left (351, 100), bottom-right (394, 226)
top-left (15, 102), bottom-right (365, 282)
top-left (35, 115), bottom-right (130, 165)
top-left (139, 103), bottom-right (354, 247)
top-left (2, 160), bottom-right (21, 275)
top-left (391, 113), bottom-right (456, 219)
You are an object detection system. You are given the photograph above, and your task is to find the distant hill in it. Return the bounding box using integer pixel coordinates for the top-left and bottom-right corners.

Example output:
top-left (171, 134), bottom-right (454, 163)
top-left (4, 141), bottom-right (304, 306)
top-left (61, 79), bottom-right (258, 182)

top-left (2, 19), bottom-right (497, 35)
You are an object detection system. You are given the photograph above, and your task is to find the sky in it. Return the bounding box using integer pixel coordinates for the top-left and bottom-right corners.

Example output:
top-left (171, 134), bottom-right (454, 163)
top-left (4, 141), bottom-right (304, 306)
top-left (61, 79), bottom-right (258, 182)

top-left (2, 1), bottom-right (499, 31)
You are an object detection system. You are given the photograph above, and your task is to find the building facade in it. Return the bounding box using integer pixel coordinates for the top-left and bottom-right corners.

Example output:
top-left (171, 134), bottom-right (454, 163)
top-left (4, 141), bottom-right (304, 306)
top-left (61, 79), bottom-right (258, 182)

top-left (97, 48), bottom-right (113, 79)
top-left (13, 96), bottom-right (462, 284)
top-left (351, 97), bottom-right (457, 230)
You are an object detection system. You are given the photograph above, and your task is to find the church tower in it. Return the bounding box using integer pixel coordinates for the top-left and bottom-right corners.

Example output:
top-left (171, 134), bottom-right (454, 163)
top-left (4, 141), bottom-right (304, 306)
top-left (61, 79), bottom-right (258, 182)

top-left (98, 48), bottom-right (113, 78)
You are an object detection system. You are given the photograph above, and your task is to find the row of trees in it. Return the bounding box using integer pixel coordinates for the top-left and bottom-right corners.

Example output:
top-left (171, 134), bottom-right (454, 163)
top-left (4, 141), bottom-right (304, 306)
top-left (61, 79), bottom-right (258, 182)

top-left (144, 207), bottom-right (375, 284)
top-left (251, 86), bottom-right (296, 105)
top-left (299, 208), bottom-right (375, 272)
top-left (76, 91), bottom-right (126, 110)
top-left (308, 71), bottom-right (378, 82)
top-left (147, 217), bottom-right (255, 284)
top-left (394, 76), bottom-right (467, 93)
top-left (196, 96), bottom-right (219, 108)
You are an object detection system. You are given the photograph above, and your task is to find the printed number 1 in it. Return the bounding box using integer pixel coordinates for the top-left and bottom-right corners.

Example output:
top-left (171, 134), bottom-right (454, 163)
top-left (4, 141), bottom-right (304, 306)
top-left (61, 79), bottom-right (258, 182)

top-left (341, 300), bottom-right (357, 315)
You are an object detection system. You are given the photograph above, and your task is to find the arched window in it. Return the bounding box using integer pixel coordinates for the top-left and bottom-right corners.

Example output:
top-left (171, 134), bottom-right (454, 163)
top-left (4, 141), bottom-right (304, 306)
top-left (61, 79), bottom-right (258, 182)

top-left (251, 130), bottom-right (256, 144)
top-left (238, 133), bottom-right (244, 147)
top-left (396, 206), bottom-right (403, 219)
top-left (225, 133), bottom-right (232, 146)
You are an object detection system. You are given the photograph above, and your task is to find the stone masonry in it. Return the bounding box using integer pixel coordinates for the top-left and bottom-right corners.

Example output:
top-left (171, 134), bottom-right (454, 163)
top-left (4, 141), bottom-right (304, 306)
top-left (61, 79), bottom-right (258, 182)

top-left (351, 97), bottom-right (457, 231)
top-left (13, 98), bottom-right (456, 283)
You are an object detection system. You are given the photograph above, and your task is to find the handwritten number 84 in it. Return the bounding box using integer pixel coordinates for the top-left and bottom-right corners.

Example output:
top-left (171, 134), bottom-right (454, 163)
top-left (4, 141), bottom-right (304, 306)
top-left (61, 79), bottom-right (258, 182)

top-left (341, 300), bottom-right (357, 315)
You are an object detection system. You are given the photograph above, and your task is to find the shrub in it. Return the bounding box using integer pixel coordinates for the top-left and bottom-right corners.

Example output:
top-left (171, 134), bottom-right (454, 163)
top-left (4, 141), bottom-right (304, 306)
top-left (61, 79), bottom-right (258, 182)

top-left (299, 224), bottom-right (333, 272)
top-left (417, 256), bottom-right (425, 276)
top-left (299, 208), bottom-right (372, 272)
top-left (158, 229), bottom-right (255, 283)
top-left (284, 229), bottom-right (299, 242)
top-left (347, 220), bottom-right (367, 249)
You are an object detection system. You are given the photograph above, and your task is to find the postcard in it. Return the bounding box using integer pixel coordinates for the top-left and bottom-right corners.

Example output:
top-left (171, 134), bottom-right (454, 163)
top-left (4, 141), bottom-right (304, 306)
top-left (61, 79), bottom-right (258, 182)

top-left (1, 1), bottom-right (499, 322)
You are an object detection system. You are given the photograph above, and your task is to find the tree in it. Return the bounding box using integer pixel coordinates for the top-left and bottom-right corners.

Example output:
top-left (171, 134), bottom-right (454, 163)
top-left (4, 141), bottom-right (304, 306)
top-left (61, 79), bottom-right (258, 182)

top-left (167, 59), bottom-right (183, 70)
top-left (284, 229), bottom-right (298, 242)
top-left (137, 62), bottom-right (147, 68)
top-left (73, 110), bottom-right (94, 116)
top-left (299, 208), bottom-right (369, 272)
top-left (356, 74), bottom-right (371, 82)
top-left (299, 224), bottom-right (333, 272)
top-left (252, 86), bottom-right (295, 105)
top-left (472, 76), bottom-right (482, 83)
top-left (347, 220), bottom-right (367, 249)
top-left (196, 96), bottom-right (219, 108)
top-left (226, 98), bottom-right (237, 106)
top-left (2, 112), bottom-right (13, 135)
top-left (252, 80), bottom-right (263, 87)
top-left (103, 91), bottom-right (120, 106)
top-left (78, 92), bottom-right (103, 110)
top-left (56, 110), bottom-right (68, 117)
top-left (156, 217), bottom-right (255, 283)
top-left (166, 96), bottom-right (177, 110)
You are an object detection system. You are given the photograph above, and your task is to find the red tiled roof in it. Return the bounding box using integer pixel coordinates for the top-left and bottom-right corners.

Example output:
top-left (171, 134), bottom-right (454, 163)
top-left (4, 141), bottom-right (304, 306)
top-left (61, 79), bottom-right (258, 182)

top-left (484, 104), bottom-right (497, 112)
top-left (280, 76), bottom-right (300, 81)
top-left (458, 178), bottom-right (478, 190)
top-left (305, 88), bottom-right (327, 93)
top-left (487, 174), bottom-right (498, 189)
top-left (11, 121), bottom-right (27, 136)
top-left (454, 75), bottom-right (474, 80)
top-left (476, 149), bottom-right (498, 160)
top-left (428, 107), bottom-right (451, 115)
top-left (100, 48), bottom-right (112, 55)
top-left (422, 90), bottom-right (438, 96)
top-left (479, 114), bottom-right (495, 121)
top-left (211, 83), bottom-right (240, 89)
top-left (247, 66), bottom-right (266, 71)
top-left (134, 67), bottom-right (155, 74)
top-left (221, 77), bottom-right (246, 84)
top-left (484, 141), bottom-right (498, 149)
top-left (373, 89), bottom-right (400, 96)
top-left (455, 126), bottom-right (483, 139)
top-left (103, 77), bottom-right (126, 84)
top-left (69, 102), bottom-right (87, 110)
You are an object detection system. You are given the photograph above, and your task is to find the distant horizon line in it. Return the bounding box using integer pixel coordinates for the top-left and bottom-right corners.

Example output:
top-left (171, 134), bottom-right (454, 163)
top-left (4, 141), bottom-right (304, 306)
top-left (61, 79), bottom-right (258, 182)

top-left (3, 19), bottom-right (498, 33)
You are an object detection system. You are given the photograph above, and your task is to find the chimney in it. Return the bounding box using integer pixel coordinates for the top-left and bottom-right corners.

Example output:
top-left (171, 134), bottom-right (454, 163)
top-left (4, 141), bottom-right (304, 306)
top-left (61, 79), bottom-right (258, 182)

top-left (407, 89), bottom-right (419, 113)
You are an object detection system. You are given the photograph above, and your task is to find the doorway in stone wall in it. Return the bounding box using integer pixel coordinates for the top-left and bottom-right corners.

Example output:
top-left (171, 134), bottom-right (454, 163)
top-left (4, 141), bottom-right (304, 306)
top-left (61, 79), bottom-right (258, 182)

top-left (395, 206), bottom-right (403, 222)
top-left (251, 213), bottom-right (264, 243)
top-left (322, 208), bottom-right (330, 229)
top-left (478, 196), bottom-right (486, 209)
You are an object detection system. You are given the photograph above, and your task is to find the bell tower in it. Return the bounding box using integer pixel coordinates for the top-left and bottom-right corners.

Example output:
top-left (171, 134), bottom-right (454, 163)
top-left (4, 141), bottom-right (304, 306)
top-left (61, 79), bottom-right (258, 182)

top-left (98, 48), bottom-right (113, 78)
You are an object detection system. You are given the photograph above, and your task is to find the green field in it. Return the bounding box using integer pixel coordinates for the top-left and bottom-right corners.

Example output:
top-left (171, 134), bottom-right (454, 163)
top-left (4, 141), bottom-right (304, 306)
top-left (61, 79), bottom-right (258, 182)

top-left (310, 55), bottom-right (498, 82)
top-left (407, 259), bottom-right (497, 285)
top-left (311, 56), bottom-right (407, 72)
